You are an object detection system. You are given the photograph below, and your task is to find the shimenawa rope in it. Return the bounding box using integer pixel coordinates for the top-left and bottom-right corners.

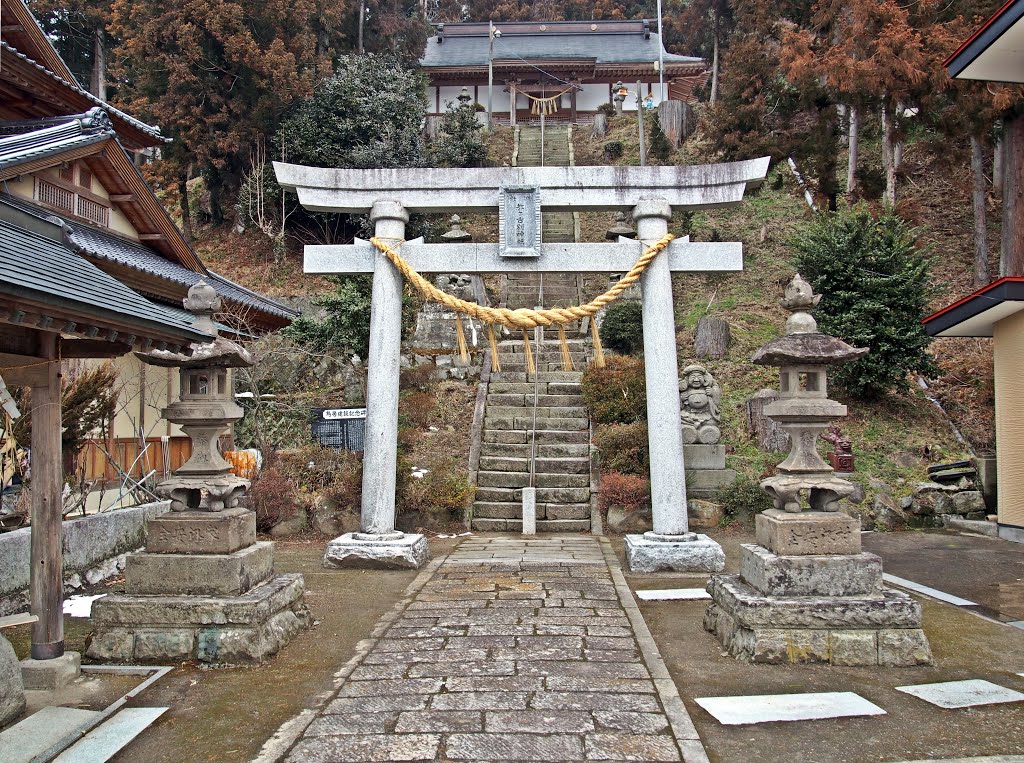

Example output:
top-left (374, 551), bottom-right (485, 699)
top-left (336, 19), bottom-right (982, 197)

top-left (370, 233), bottom-right (674, 372)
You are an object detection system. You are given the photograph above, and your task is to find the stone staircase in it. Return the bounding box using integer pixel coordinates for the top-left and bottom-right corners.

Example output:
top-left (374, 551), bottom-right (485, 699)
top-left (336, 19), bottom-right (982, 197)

top-left (471, 340), bottom-right (593, 533)
top-left (469, 125), bottom-right (596, 533)
top-left (508, 125), bottom-right (581, 329)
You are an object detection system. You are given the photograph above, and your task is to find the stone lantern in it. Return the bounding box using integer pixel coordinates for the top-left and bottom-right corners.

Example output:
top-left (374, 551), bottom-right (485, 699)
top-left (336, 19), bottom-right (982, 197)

top-left (141, 281), bottom-right (252, 512)
top-left (751, 273), bottom-right (865, 512)
top-left (87, 281), bottom-right (308, 665)
top-left (703, 274), bottom-right (932, 666)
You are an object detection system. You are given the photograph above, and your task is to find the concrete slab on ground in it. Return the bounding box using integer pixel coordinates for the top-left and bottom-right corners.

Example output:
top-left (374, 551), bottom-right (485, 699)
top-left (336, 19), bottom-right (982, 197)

top-left (895, 680), bottom-right (1024, 710)
top-left (1, 705), bottom-right (99, 763)
top-left (694, 691), bottom-right (886, 725)
top-left (864, 529), bottom-right (1024, 621)
top-left (53, 707), bottom-right (168, 762)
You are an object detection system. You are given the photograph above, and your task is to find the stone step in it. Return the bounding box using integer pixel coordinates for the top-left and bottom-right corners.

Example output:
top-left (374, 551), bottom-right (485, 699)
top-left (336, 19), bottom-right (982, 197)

top-left (488, 381), bottom-right (582, 394)
top-left (497, 339), bottom-right (588, 350)
top-left (496, 354), bottom-right (589, 367)
top-left (474, 486), bottom-right (591, 503)
top-left (484, 416), bottom-right (589, 431)
top-left (486, 393), bottom-right (586, 407)
top-left (472, 501), bottom-right (592, 520)
top-left (476, 471), bottom-right (591, 488)
top-left (471, 518), bottom-right (591, 533)
top-left (483, 429), bottom-right (589, 445)
top-left (478, 455), bottom-right (590, 473)
top-left (490, 371), bottom-right (583, 383)
top-left (481, 441), bottom-right (590, 458)
top-left (486, 403), bottom-right (588, 419)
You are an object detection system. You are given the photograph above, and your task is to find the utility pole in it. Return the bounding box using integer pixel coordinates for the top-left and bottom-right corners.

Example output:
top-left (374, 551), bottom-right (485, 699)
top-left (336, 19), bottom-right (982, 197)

top-left (358, 1), bottom-right (365, 54)
top-left (637, 81), bottom-right (646, 167)
top-left (487, 22), bottom-right (498, 131)
top-left (656, 0), bottom-right (664, 103)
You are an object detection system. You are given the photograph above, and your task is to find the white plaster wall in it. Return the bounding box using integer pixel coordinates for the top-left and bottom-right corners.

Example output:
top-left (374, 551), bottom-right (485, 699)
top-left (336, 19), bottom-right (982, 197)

top-left (577, 84), bottom-right (610, 111)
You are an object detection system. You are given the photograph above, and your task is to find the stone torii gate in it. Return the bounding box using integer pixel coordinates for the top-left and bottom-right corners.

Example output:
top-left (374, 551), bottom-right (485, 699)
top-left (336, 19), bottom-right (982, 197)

top-left (274, 160), bottom-right (769, 572)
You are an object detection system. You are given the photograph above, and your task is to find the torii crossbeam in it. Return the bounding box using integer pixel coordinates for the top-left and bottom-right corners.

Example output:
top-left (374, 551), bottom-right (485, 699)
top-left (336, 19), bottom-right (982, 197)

top-left (275, 159), bottom-right (770, 572)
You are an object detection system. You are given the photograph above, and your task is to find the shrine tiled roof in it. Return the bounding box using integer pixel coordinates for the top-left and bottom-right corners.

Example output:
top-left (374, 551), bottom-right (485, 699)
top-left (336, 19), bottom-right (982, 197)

top-left (421, 22), bottom-right (703, 69)
top-left (0, 218), bottom-right (209, 343)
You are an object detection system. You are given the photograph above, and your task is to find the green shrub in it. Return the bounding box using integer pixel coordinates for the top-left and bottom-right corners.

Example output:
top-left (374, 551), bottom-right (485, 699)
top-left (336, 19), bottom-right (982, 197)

top-left (648, 112), bottom-right (672, 163)
top-left (716, 475), bottom-right (773, 522)
top-left (401, 462), bottom-right (475, 515)
top-left (431, 100), bottom-right (488, 168)
top-left (599, 302), bottom-right (644, 355)
top-left (593, 422), bottom-right (648, 475)
top-left (249, 465), bottom-right (299, 532)
top-left (598, 471), bottom-right (650, 514)
top-left (581, 356), bottom-right (647, 424)
top-left (597, 102), bottom-right (616, 117)
top-left (603, 140), bottom-right (624, 159)
top-left (792, 208), bottom-right (939, 399)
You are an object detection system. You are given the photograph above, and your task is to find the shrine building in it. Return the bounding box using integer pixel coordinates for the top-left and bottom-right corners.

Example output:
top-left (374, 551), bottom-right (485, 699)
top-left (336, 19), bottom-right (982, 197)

top-left (419, 19), bottom-right (707, 125)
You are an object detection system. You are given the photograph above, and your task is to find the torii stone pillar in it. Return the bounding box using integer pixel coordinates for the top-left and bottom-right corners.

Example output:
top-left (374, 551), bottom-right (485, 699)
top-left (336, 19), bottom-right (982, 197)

top-left (274, 161), bottom-right (769, 571)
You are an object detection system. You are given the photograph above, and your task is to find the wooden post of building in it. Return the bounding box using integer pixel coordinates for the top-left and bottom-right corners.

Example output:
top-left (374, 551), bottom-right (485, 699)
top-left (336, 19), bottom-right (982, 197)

top-left (509, 83), bottom-right (517, 127)
top-left (570, 80), bottom-right (578, 124)
top-left (30, 332), bottom-right (63, 660)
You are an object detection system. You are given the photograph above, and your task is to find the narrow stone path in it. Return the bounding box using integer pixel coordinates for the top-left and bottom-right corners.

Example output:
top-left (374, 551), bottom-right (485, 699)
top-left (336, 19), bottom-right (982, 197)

top-left (278, 536), bottom-right (706, 762)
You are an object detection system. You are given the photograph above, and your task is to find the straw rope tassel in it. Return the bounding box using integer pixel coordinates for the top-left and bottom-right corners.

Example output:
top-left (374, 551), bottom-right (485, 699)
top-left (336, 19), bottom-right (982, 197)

top-left (487, 323), bottom-right (501, 374)
top-left (557, 324), bottom-right (575, 372)
top-left (454, 317), bottom-right (470, 365)
top-left (522, 329), bottom-right (536, 375)
top-left (590, 316), bottom-right (606, 368)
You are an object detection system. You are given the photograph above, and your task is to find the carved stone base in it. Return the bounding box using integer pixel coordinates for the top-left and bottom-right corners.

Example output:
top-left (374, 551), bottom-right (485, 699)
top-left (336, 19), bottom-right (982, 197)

top-left (87, 574), bottom-right (309, 665)
top-left (323, 532), bottom-right (430, 570)
top-left (760, 472), bottom-right (856, 513)
top-left (704, 574), bottom-right (932, 666)
top-left (125, 542), bottom-right (274, 596)
top-left (145, 507), bottom-right (256, 555)
top-left (625, 532), bottom-right (725, 573)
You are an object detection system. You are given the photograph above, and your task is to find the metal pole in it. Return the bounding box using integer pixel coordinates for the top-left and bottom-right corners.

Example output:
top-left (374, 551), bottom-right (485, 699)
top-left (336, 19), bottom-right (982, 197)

top-left (657, 1), bottom-right (665, 102)
top-left (636, 81), bottom-right (646, 167)
top-left (540, 112), bottom-right (545, 167)
top-left (487, 21), bottom-right (494, 131)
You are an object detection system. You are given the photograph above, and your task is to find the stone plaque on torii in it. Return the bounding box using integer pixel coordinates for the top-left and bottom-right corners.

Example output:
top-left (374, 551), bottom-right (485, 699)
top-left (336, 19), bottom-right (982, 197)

top-left (274, 160), bottom-right (770, 572)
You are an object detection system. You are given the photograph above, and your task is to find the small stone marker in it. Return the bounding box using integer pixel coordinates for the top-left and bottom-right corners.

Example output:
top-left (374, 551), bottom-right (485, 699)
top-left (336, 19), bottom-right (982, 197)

top-left (895, 679), bottom-right (1024, 709)
top-left (521, 486), bottom-right (537, 535)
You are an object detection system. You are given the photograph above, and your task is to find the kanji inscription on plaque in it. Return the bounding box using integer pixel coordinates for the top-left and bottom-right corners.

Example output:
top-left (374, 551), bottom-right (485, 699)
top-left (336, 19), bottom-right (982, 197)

top-left (498, 185), bottom-right (541, 258)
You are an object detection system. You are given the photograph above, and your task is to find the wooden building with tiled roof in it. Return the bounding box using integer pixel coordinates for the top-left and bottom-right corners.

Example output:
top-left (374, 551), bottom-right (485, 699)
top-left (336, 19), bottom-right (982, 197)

top-left (0, 0), bottom-right (298, 668)
top-left (419, 20), bottom-right (707, 125)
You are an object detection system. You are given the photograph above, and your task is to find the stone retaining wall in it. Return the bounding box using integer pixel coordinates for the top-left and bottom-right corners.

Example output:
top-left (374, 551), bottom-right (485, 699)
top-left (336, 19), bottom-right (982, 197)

top-left (0, 500), bottom-right (170, 616)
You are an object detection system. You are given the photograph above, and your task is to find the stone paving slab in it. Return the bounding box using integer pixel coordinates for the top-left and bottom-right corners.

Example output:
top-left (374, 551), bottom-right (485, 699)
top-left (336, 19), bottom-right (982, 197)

top-left (278, 535), bottom-right (707, 762)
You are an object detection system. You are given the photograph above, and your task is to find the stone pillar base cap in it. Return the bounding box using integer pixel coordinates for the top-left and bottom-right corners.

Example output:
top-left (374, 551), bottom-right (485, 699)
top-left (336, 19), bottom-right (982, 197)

top-left (643, 531), bottom-right (699, 543)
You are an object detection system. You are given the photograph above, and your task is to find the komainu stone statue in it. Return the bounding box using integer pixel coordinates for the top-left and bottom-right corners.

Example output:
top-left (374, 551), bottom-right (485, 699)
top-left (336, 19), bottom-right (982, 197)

top-left (679, 364), bottom-right (721, 444)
